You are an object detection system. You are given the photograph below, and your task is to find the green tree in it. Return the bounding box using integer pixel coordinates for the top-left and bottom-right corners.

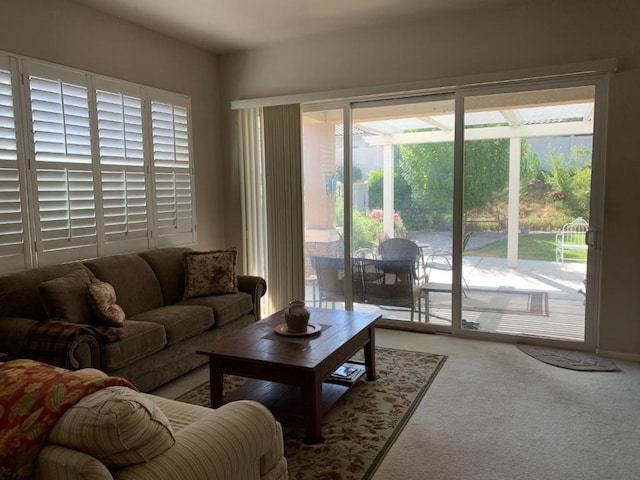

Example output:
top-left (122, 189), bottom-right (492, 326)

top-left (520, 143), bottom-right (542, 193)
top-left (335, 165), bottom-right (363, 183)
top-left (399, 139), bottom-right (510, 224)
top-left (543, 145), bottom-right (591, 220)
top-left (367, 167), bottom-right (415, 227)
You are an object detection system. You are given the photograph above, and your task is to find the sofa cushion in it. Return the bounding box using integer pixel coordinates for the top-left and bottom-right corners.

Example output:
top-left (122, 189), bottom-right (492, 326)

top-left (139, 247), bottom-right (191, 306)
top-left (183, 249), bottom-right (239, 299)
top-left (129, 305), bottom-right (214, 346)
top-left (88, 280), bottom-right (126, 327)
top-left (101, 320), bottom-right (167, 372)
top-left (38, 268), bottom-right (95, 324)
top-left (179, 292), bottom-right (253, 327)
top-left (84, 254), bottom-right (163, 317)
top-left (0, 264), bottom-right (93, 320)
top-left (49, 386), bottom-right (175, 468)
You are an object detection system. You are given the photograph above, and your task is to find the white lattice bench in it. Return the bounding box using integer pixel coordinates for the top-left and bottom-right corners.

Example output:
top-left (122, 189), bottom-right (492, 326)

top-left (555, 217), bottom-right (588, 263)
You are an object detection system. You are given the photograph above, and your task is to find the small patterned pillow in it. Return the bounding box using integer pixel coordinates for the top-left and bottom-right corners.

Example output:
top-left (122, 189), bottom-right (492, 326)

top-left (183, 249), bottom-right (239, 299)
top-left (88, 280), bottom-right (126, 327)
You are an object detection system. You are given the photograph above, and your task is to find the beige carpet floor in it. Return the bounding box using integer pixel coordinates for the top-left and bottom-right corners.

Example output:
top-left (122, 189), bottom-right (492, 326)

top-left (153, 330), bottom-right (640, 480)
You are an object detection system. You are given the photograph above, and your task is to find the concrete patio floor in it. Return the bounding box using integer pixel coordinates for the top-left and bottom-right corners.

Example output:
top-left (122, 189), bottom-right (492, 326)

top-left (306, 233), bottom-right (587, 342)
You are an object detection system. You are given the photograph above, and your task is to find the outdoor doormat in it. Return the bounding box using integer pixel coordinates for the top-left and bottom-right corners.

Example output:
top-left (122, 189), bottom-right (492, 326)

top-left (177, 347), bottom-right (447, 480)
top-left (429, 288), bottom-right (549, 316)
top-left (517, 344), bottom-right (620, 371)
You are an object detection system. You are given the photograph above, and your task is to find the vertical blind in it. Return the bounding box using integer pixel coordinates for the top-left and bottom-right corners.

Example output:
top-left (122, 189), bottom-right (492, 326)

top-left (0, 54), bottom-right (196, 273)
top-left (239, 107), bottom-right (266, 278)
top-left (262, 104), bottom-right (304, 313)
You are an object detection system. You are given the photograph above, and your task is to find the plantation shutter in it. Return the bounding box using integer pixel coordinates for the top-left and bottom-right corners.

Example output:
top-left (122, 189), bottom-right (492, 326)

top-left (95, 79), bottom-right (149, 254)
top-left (26, 64), bottom-right (97, 264)
top-left (149, 92), bottom-right (196, 247)
top-left (0, 57), bottom-right (29, 273)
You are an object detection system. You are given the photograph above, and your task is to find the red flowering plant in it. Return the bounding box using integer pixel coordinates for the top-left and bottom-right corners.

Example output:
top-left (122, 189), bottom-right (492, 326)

top-left (370, 209), bottom-right (408, 239)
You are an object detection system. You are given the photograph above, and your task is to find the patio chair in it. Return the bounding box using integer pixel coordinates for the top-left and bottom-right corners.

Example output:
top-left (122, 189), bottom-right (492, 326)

top-left (354, 248), bottom-right (377, 259)
top-left (555, 217), bottom-right (588, 263)
top-left (360, 258), bottom-right (422, 321)
top-left (378, 238), bottom-right (427, 283)
top-left (310, 256), bottom-right (365, 307)
top-left (424, 232), bottom-right (472, 292)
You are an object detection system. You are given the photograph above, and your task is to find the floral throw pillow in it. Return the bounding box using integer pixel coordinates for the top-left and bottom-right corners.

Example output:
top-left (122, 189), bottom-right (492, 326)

top-left (183, 249), bottom-right (239, 299)
top-left (88, 280), bottom-right (126, 327)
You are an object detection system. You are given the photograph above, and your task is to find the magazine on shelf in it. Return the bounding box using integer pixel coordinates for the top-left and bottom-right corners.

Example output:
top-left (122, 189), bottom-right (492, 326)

top-left (327, 361), bottom-right (366, 385)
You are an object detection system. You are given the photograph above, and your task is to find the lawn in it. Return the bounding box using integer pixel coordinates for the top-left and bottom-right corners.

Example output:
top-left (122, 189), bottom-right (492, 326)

top-left (468, 233), bottom-right (587, 262)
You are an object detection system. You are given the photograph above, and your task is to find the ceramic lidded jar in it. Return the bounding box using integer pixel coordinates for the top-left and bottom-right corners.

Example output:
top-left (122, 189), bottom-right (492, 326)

top-left (284, 300), bottom-right (310, 333)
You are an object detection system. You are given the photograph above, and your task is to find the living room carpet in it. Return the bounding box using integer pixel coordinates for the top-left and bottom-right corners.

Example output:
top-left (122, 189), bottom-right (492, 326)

top-left (176, 347), bottom-right (446, 480)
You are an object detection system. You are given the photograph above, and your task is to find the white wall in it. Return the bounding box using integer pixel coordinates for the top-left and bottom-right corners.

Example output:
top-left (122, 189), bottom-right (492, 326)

top-left (219, 0), bottom-right (640, 356)
top-left (0, 0), bottom-right (224, 251)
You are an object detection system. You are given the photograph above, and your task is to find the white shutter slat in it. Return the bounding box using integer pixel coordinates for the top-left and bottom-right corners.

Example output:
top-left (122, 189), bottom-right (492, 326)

top-left (29, 72), bottom-right (97, 261)
top-left (96, 87), bottom-right (148, 249)
top-left (0, 67), bottom-right (26, 271)
top-left (151, 99), bottom-right (195, 246)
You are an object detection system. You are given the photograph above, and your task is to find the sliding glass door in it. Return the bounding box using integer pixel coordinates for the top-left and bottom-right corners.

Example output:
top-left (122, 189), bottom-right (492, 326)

top-left (302, 107), bottom-right (347, 310)
top-left (301, 75), bottom-right (605, 348)
top-left (458, 83), bottom-right (600, 346)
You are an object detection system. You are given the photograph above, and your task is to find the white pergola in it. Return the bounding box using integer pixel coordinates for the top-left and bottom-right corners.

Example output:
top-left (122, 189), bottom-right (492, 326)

top-left (354, 89), bottom-right (594, 267)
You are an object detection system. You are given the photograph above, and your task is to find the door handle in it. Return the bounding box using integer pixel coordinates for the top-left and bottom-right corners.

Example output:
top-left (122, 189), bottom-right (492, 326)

top-left (585, 228), bottom-right (597, 248)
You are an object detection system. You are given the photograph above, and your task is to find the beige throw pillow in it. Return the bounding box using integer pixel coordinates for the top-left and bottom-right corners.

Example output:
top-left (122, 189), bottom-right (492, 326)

top-left (49, 386), bottom-right (175, 468)
top-left (183, 249), bottom-right (239, 299)
top-left (88, 280), bottom-right (126, 327)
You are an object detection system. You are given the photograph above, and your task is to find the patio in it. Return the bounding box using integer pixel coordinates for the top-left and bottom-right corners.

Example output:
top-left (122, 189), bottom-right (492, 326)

top-left (305, 233), bottom-right (586, 342)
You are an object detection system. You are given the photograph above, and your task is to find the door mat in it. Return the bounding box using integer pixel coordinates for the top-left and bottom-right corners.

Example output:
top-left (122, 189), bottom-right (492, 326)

top-left (177, 347), bottom-right (447, 480)
top-left (517, 344), bottom-right (620, 371)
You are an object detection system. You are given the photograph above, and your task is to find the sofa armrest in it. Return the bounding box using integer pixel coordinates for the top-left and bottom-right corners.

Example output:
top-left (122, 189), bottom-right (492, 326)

top-left (113, 400), bottom-right (285, 480)
top-left (67, 333), bottom-right (101, 369)
top-left (237, 275), bottom-right (267, 320)
top-left (35, 445), bottom-right (113, 480)
top-left (0, 317), bottom-right (38, 356)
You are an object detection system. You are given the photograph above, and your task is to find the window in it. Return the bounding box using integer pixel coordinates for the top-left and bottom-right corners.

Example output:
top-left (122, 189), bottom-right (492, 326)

top-left (95, 79), bottom-right (148, 254)
top-left (0, 52), bottom-right (196, 273)
top-left (0, 56), bottom-right (28, 273)
top-left (149, 92), bottom-right (195, 247)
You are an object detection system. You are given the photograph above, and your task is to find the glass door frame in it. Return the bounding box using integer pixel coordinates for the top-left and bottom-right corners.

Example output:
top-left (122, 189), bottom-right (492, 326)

top-left (450, 74), bottom-right (608, 351)
top-left (303, 72), bottom-right (608, 350)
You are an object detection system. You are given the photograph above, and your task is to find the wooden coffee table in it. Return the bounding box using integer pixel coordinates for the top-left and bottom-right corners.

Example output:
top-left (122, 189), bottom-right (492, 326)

top-left (197, 308), bottom-right (380, 443)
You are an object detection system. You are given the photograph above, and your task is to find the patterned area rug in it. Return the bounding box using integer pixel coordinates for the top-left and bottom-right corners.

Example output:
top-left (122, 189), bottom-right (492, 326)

top-left (517, 344), bottom-right (620, 371)
top-left (177, 347), bottom-right (446, 480)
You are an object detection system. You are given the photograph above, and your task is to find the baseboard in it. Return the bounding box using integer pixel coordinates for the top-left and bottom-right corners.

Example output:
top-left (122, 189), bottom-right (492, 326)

top-left (597, 349), bottom-right (640, 362)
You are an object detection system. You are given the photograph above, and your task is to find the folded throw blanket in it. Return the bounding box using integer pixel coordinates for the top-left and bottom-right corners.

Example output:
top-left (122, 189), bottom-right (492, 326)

top-left (25, 320), bottom-right (123, 369)
top-left (0, 359), bottom-right (136, 480)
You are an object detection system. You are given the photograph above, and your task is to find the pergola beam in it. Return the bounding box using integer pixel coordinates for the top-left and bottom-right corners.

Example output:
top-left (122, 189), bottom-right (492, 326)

top-left (361, 121), bottom-right (593, 146)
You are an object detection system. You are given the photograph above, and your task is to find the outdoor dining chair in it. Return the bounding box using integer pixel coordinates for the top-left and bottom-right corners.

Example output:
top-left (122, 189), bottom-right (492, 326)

top-left (424, 232), bottom-right (473, 292)
top-left (378, 238), bottom-right (427, 283)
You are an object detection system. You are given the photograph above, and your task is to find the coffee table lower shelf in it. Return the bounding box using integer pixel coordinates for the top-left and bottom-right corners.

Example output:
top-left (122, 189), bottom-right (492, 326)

top-left (224, 365), bottom-right (367, 436)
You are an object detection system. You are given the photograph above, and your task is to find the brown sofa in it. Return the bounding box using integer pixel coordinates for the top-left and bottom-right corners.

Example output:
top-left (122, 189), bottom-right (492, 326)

top-left (0, 247), bottom-right (266, 391)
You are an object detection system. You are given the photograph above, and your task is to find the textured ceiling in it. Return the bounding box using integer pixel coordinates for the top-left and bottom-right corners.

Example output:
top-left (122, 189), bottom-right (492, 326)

top-left (73, 0), bottom-right (514, 54)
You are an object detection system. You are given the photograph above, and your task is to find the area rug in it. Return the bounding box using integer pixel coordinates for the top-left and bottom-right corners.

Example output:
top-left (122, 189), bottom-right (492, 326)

top-left (517, 344), bottom-right (620, 371)
top-left (429, 288), bottom-right (549, 316)
top-left (176, 347), bottom-right (446, 480)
